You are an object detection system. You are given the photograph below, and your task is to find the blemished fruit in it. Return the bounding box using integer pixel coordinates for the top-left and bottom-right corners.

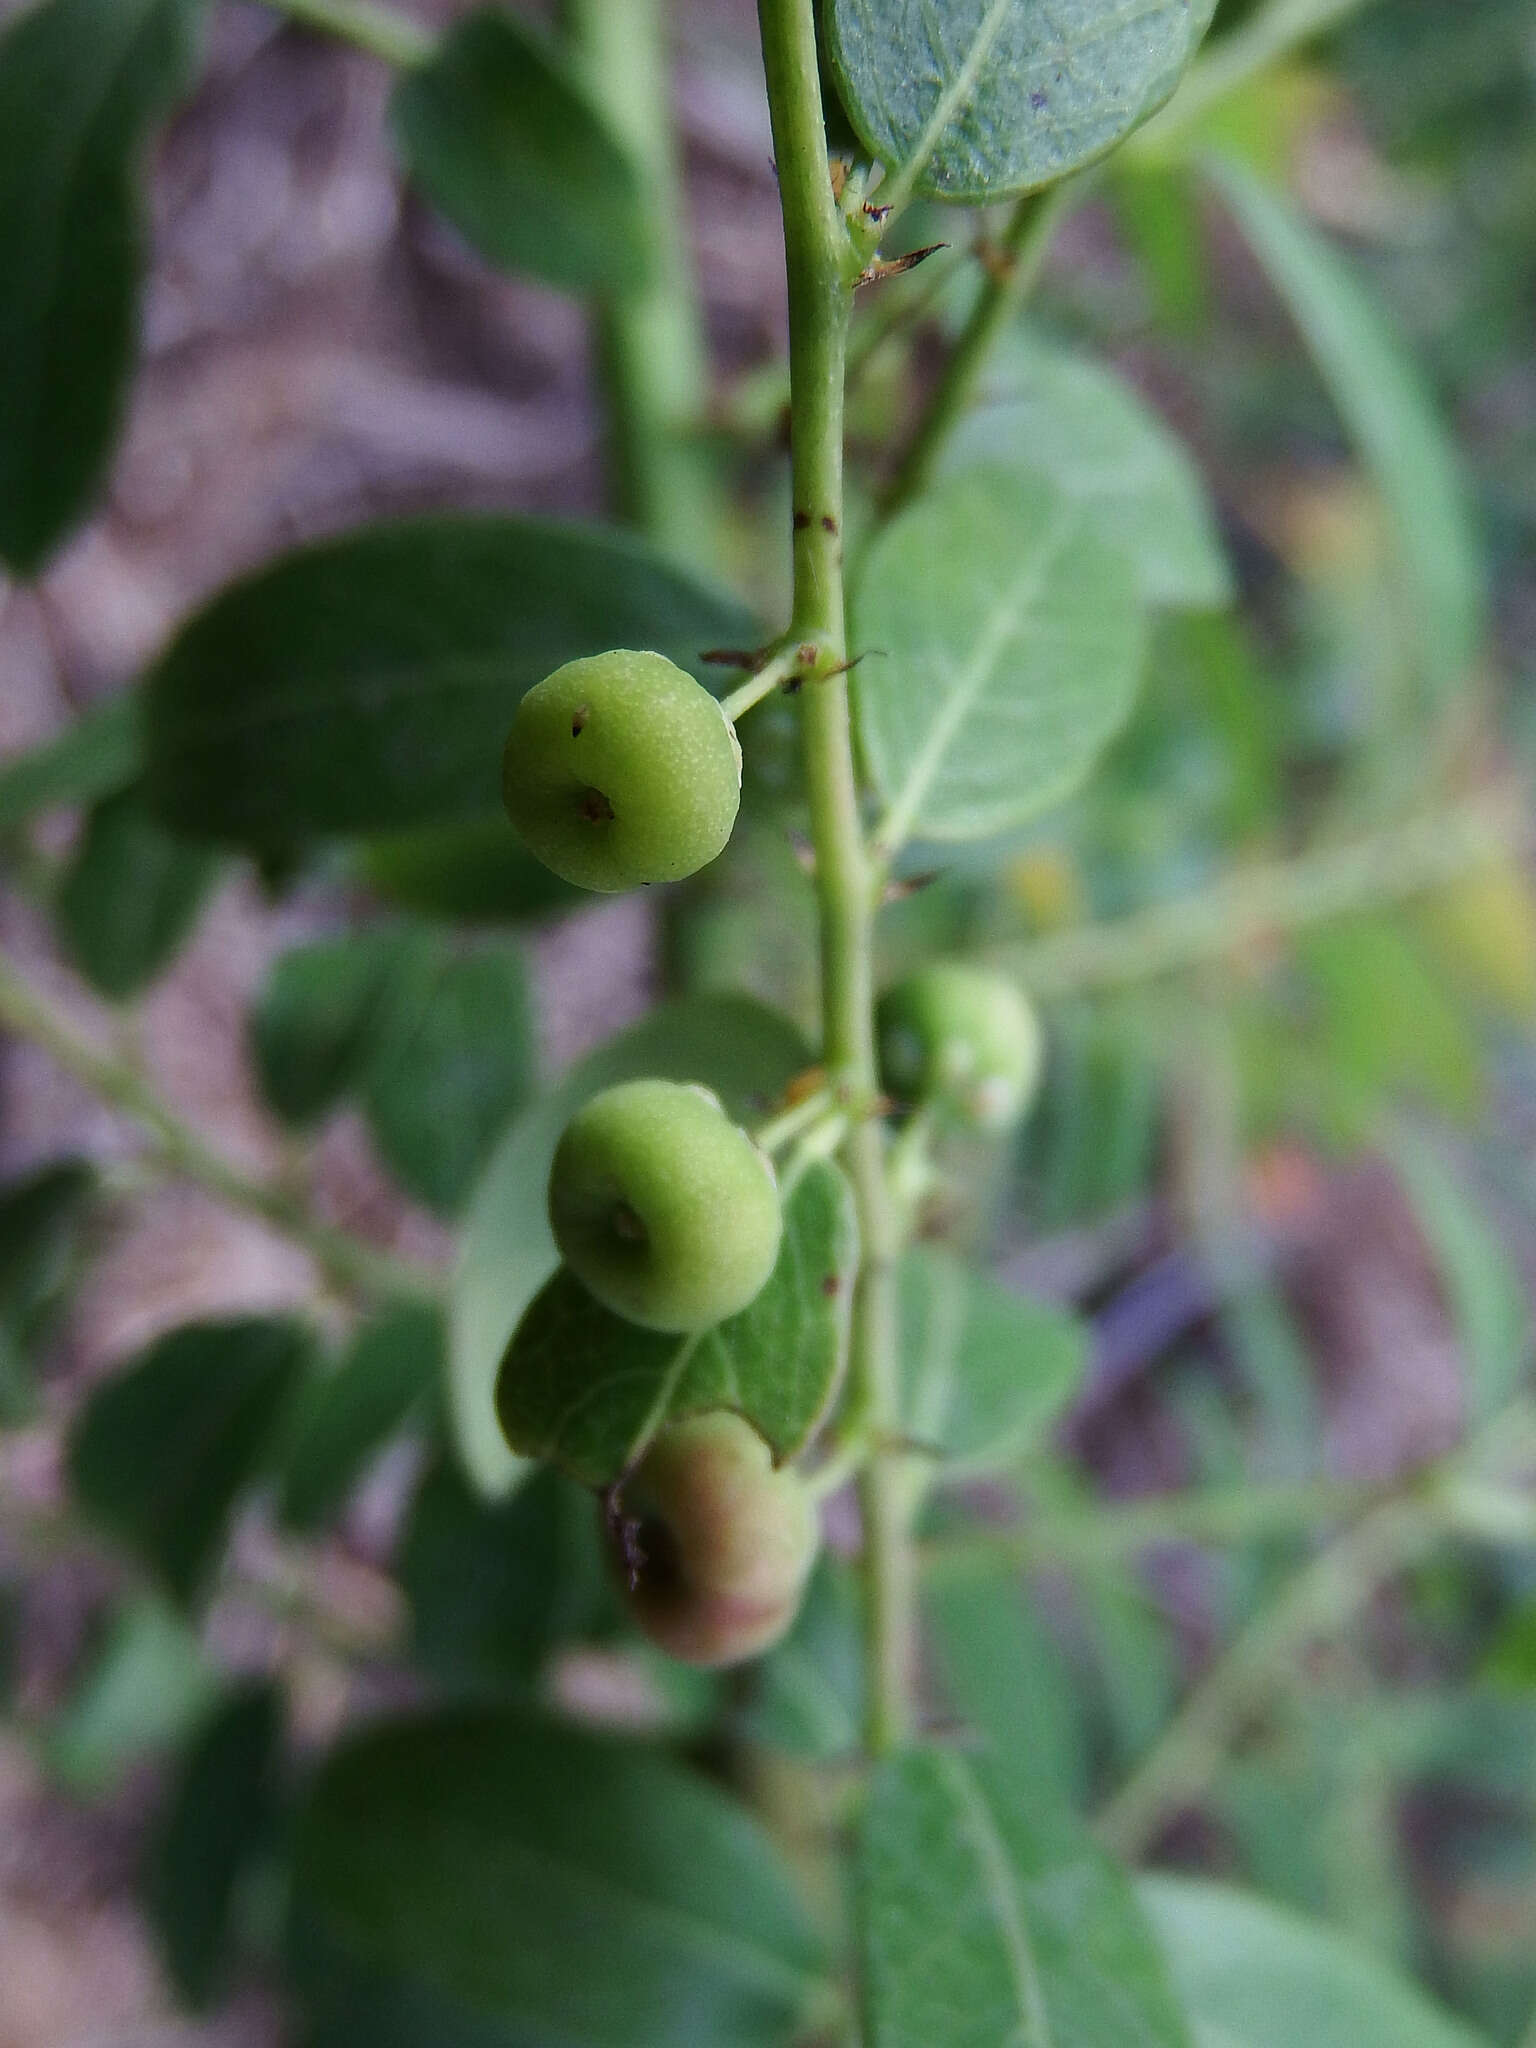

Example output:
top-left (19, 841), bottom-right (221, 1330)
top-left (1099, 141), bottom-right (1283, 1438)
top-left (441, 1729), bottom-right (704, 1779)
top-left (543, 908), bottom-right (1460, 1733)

top-left (615, 1411), bottom-right (819, 1666)
top-left (501, 650), bottom-right (741, 893)
top-left (877, 962), bottom-right (1043, 1133)
top-left (548, 1079), bottom-right (782, 1333)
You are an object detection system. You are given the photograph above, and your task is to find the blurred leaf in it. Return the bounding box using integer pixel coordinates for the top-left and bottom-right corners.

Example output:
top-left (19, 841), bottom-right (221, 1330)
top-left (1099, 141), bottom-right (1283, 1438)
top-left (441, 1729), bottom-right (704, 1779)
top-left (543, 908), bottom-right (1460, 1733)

top-left (287, 1707), bottom-right (829, 2048)
top-left (48, 1597), bottom-right (216, 1795)
top-left (1301, 915), bottom-right (1482, 1124)
top-left (1208, 157), bottom-right (1485, 704)
top-left (1143, 1876), bottom-right (1494, 2048)
top-left (0, 1156), bottom-right (94, 1422)
top-left (497, 1160), bottom-right (857, 1488)
top-left (859, 1745), bottom-right (1191, 2047)
top-left (1389, 1130), bottom-right (1530, 1423)
top-left (739, 1558), bottom-right (863, 1762)
top-left (400, 1458), bottom-right (613, 1688)
top-left (943, 342), bottom-right (1231, 610)
top-left (148, 1681), bottom-right (283, 2009)
top-left (55, 787), bottom-right (221, 1000)
top-left (898, 1247), bottom-right (1087, 1473)
top-left (391, 6), bottom-right (646, 295)
top-left (0, 1156), bottom-right (93, 1334)
top-left (1023, 1000), bottom-right (1163, 1228)
top-left (142, 515), bottom-right (757, 845)
top-left (357, 817), bottom-right (581, 924)
top-left (0, 0), bottom-right (201, 573)
top-left (0, 693), bottom-right (141, 831)
top-left (854, 468), bottom-right (1146, 846)
top-left (925, 1557), bottom-right (1090, 1814)
top-left (1078, 1568), bottom-right (1181, 1770)
top-left (453, 994), bottom-right (808, 1497)
top-left (68, 1318), bottom-right (313, 1604)
top-left (362, 939), bottom-right (535, 1217)
top-left (825, 0), bottom-right (1214, 202)
top-left (251, 930), bottom-right (412, 1129)
top-left (1110, 163), bottom-right (1211, 332)
top-left (1483, 1604), bottom-right (1536, 1690)
top-left (1419, 862), bottom-right (1536, 1024)
top-left (279, 1303), bottom-right (442, 1533)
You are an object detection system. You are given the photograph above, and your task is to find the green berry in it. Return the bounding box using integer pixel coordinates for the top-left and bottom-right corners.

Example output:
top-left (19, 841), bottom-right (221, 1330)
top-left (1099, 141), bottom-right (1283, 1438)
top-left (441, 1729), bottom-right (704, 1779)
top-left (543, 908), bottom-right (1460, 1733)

top-left (549, 1079), bottom-right (782, 1333)
top-left (616, 1412), bottom-right (819, 1667)
top-left (877, 962), bottom-right (1042, 1133)
top-left (502, 650), bottom-right (741, 893)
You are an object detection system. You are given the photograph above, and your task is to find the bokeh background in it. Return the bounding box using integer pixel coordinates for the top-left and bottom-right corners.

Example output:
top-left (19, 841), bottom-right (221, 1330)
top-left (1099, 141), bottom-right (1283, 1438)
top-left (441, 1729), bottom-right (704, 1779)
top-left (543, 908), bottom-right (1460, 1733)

top-left (3, 0), bottom-right (1536, 2040)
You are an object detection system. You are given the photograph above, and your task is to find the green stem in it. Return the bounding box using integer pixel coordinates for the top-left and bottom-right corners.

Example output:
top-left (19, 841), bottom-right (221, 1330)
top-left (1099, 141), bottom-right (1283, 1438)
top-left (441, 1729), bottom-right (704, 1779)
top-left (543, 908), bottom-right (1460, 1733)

top-left (880, 180), bottom-right (1083, 520)
top-left (1006, 789), bottom-right (1524, 1000)
top-left (757, 0), bottom-right (912, 1756)
top-left (564, 0), bottom-right (721, 562)
top-left (921, 1474), bottom-right (1394, 1571)
top-left (1095, 1497), bottom-right (1436, 1860)
top-left (0, 945), bottom-right (442, 1307)
top-left (259, 0), bottom-right (432, 67)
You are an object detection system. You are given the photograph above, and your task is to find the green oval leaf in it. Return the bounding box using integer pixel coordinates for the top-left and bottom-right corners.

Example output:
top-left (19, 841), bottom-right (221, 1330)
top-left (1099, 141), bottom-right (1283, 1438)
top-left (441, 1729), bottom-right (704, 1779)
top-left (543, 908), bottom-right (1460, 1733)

top-left (859, 1746), bottom-right (1191, 2048)
top-left (67, 1318), bottom-right (312, 1605)
top-left (900, 1247), bottom-right (1088, 1472)
top-left (361, 938), bottom-right (535, 1218)
top-left (55, 787), bottom-right (221, 1001)
top-left (288, 1707), bottom-right (829, 2048)
top-left (392, 6), bottom-right (647, 295)
top-left (0, 0), bottom-right (201, 573)
top-left (452, 994), bottom-right (808, 1497)
top-left (496, 1159), bottom-right (857, 1488)
top-left (0, 693), bottom-right (142, 831)
top-left (826, 0), bottom-right (1216, 204)
top-left (148, 1682), bottom-right (283, 2010)
top-left (142, 516), bottom-right (757, 845)
top-left (854, 467), bottom-right (1146, 848)
top-left (942, 341), bottom-right (1231, 611)
top-left (279, 1303), bottom-right (442, 1533)
top-left (1142, 1876), bottom-right (1493, 2048)
top-left (1207, 156), bottom-right (1485, 705)
top-left (250, 931), bottom-right (413, 1130)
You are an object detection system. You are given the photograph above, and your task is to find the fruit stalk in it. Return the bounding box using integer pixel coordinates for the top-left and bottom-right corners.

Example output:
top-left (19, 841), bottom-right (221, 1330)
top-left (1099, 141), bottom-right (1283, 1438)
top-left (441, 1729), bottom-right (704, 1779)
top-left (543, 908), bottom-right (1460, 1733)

top-left (757, 0), bottom-right (913, 1754)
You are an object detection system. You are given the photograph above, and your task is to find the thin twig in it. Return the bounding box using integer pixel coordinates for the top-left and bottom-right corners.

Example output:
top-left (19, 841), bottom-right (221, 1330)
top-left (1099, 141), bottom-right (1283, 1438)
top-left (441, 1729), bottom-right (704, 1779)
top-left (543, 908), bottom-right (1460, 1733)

top-left (0, 944), bottom-right (443, 1305)
top-left (1004, 789), bottom-right (1526, 1000)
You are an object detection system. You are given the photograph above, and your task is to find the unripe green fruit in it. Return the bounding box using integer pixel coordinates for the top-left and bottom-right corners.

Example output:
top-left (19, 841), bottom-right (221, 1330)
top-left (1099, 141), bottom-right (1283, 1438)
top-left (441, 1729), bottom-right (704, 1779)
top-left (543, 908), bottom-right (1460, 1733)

top-left (616, 1412), bottom-right (819, 1667)
top-left (877, 962), bottom-right (1043, 1133)
top-left (549, 1079), bottom-right (782, 1333)
top-left (502, 650), bottom-right (742, 893)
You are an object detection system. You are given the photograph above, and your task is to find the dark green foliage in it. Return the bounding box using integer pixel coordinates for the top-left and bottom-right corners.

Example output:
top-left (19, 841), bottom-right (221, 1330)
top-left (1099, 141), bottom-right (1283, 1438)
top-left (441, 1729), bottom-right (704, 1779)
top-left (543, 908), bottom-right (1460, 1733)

top-left (68, 1319), bottom-right (313, 1604)
top-left (392, 7), bottom-right (648, 295)
top-left (287, 1708), bottom-right (829, 2046)
top-left (0, 0), bottom-right (202, 572)
top-left (148, 1682), bottom-right (283, 2008)
top-left (279, 1303), bottom-right (443, 1532)
top-left (400, 1459), bottom-right (614, 1689)
top-left (56, 788), bottom-right (221, 999)
top-left (142, 517), bottom-right (757, 844)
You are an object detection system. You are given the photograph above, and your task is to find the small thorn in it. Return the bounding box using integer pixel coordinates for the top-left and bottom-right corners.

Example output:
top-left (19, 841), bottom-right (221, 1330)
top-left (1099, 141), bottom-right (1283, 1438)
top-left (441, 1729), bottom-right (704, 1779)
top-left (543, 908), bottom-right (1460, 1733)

top-left (856, 243), bottom-right (947, 288)
top-left (882, 868), bottom-right (942, 904)
top-left (820, 1274), bottom-right (841, 1298)
top-left (793, 508), bottom-right (812, 531)
top-left (570, 705), bottom-right (589, 737)
top-left (862, 202), bottom-right (893, 222)
top-left (701, 646), bottom-right (770, 670)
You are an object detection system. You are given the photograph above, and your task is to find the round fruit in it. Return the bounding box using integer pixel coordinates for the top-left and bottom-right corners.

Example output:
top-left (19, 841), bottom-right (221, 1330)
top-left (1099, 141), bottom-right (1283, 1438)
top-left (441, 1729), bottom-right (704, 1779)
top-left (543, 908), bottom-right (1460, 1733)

top-left (549, 1079), bottom-right (781, 1333)
top-left (877, 962), bottom-right (1043, 1133)
top-left (501, 650), bottom-right (741, 893)
top-left (615, 1412), bottom-right (819, 1667)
